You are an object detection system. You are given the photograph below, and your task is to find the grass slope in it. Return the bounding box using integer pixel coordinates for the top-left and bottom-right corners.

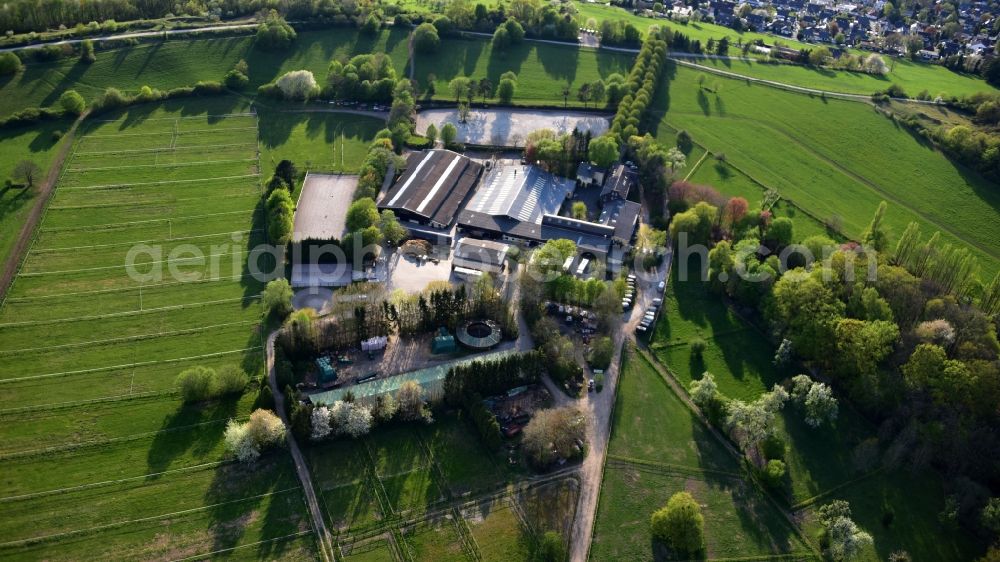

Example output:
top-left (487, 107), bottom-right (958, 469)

top-left (414, 36), bottom-right (635, 106)
top-left (0, 119), bottom-right (72, 270)
top-left (258, 110), bottom-right (385, 178)
top-left (650, 61), bottom-right (1000, 277)
top-left (591, 350), bottom-right (810, 561)
top-left (0, 97), bottom-right (312, 561)
top-left (0, 28), bottom-right (411, 118)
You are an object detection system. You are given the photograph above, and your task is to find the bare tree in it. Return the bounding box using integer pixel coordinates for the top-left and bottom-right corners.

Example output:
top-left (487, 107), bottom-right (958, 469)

top-left (12, 160), bottom-right (41, 188)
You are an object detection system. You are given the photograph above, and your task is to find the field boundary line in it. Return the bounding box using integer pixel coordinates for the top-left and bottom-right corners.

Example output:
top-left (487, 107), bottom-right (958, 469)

top-left (4, 274), bottom-right (260, 301)
top-left (39, 208), bottom-right (256, 232)
top-left (30, 229), bottom-right (260, 253)
top-left (18, 249), bottom-right (245, 276)
top-left (0, 389), bottom-right (177, 415)
top-left (85, 126), bottom-right (257, 139)
top-left (67, 158), bottom-right (256, 173)
top-left (0, 487), bottom-right (300, 549)
top-left (0, 414), bottom-right (248, 461)
top-left (0, 346), bottom-right (261, 384)
top-left (75, 142), bottom-right (257, 156)
top-left (58, 173), bottom-right (259, 191)
top-left (0, 319), bottom-right (257, 355)
top-left (0, 294), bottom-right (260, 328)
top-left (48, 192), bottom-right (260, 212)
top-left (605, 454), bottom-right (743, 478)
top-left (0, 460), bottom-right (230, 503)
top-left (789, 467), bottom-right (886, 512)
top-left (86, 113), bottom-right (255, 123)
top-left (168, 530), bottom-right (314, 562)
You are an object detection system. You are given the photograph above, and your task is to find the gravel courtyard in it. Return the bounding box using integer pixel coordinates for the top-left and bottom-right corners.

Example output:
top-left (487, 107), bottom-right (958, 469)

top-left (416, 108), bottom-right (611, 147)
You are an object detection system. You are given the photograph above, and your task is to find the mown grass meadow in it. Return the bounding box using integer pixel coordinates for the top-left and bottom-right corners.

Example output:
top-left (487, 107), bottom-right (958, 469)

top-left (0, 96), bottom-right (319, 560)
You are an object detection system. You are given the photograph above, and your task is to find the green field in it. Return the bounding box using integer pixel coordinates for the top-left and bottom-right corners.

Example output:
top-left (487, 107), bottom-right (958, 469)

top-left (0, 119), bottom-right (73, 269)
top-left (648, 263), bottom-right (980, 560)
top-left (0, 97), bottom-right (318, 560)
top-left (592, 350), bottom-right (811, 561)
top-left (258, 110), bottom-right (385, 179)
top-left (573, 1), bottom-right (996, 97)
top-left (413, 36), bottom-right (635, 106)
top-left (650, 61), bottom-right (1000, 277)
top-left (0, 28), bottom-right (412, 119)
top-left (306, 413), bottom-right (579, 561)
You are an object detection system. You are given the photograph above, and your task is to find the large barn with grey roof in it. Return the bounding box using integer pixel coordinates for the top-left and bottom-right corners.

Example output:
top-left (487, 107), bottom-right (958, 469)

top-left (378, 149), bottom-right (483, 230)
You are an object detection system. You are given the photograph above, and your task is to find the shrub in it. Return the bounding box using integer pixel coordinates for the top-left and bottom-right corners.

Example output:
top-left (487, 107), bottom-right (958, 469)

top-left (225, 409), bottom-right (285, 462)
top-left (650, 492), bottom-right (704, 555)
top-left (262, 278), bottom-right (294, 319)
top-left (413, 22), bottom-right (439, 53)
top-left (535, 531), bottom-right (566, 561)
top-left (224, 60), bottom-right (250, 90)
top-left (176, 365), bottom-right (249, 402)
top-left (0, 51), bottom-right (21, 75)
top-left (176, 366), bottom-right (216, 402)
top-left (58, 89), bottom-right (86, 115)
top-left (523, 406), bottom-right (586, 468)
top-left (689, 337), bottom-right (706, 357)
top-left (256, 10), bottom-right (296, 51)
top-left (215, 366), bottom-right (249, 395)
top-left (763, 458), bottom-right (787, 487)
top-left (79, 39), bottom-right (95, 63)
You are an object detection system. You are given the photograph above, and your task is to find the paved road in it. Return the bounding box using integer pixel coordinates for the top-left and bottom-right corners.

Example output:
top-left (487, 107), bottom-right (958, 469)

top-left (266, 330), bottom-right (335, 562)
top-left (0, 22), bottom-right (258, 52)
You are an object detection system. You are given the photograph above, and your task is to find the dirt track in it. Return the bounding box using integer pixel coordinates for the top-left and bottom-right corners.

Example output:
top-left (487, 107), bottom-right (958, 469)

top-left (0, 112), bottom-right (86, 302)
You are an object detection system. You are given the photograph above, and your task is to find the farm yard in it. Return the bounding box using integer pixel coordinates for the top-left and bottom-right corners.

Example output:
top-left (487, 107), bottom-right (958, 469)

top-left (649, 61), bottom-right (1000, 276)
top-left (0, 97), bottom-right (319, 560)
top-left (646, 261), bottom-right (981, 561)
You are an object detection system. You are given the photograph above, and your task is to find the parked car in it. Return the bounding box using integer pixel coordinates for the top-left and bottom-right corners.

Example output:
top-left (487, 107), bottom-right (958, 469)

top-left (658, 281), bottom-right (666, 292)
top-left (652, 297), bottom-right (663, 305)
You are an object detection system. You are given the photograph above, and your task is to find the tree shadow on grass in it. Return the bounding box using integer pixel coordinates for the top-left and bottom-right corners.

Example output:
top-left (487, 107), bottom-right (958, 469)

top-left (204, 454), bottom-right (301, 556)
top-left (145, 397), bottom-right (240, 477)
top-left (536, 43), bottom-right (580, 86)
top-left (486, 44), bottom-right (531, 86)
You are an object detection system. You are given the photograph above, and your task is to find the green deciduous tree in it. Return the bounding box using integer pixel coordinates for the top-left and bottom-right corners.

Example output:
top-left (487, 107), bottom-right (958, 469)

top-left (588, 134), bottom-right (618, 168)
top-left (413, 22), bottom-right (440, 53)
top-left (650, 492), bottom-right (704, 555)
top-left (263, 278), bottom-right (293, 320)
top-left (58, 90), bottom-right (85, 115)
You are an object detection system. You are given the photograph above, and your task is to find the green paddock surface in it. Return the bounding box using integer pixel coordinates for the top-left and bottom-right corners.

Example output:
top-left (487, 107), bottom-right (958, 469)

top-left (593, 352), bottom-right (809, 561)
top-left (0, 350), bottom-right (254, 410)
top-left (0, 276), bottom-right (261, 321)
top-left (0, 99), bottom-right (305, 561)
top-left (651, 62), bottom-right (1000, 277)
top-left (32, 209), bottom-right (261, 249)
top-left (414, 36), bottom-right (635, 108)
top-left (0, 28), bottom-right (410, 118)
top-left (72, 142), bottom-right (258, 168)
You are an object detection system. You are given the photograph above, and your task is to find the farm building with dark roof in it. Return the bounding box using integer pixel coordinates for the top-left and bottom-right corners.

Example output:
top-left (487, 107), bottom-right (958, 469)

top-left (378, 149), bottom-right (483, 230)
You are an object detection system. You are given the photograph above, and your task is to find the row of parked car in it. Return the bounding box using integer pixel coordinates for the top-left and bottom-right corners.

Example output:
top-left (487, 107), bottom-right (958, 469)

top-left (637, 297), bottom-right (663, 333)
top-left (622, 273), bottom-right (637, 309)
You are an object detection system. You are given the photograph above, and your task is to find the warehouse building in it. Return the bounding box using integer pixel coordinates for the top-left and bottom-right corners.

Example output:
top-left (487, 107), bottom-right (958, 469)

top-left (378, 149), bottom-right (483, 232)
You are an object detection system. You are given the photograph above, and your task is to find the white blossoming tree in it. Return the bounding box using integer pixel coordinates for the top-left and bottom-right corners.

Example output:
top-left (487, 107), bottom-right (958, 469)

top-left (275, 70), bottom-right (318, 100)
top-left (311, 406), bottom-right (332, 441)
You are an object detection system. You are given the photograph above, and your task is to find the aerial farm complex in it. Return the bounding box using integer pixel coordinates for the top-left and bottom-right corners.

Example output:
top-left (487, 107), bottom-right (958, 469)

top-left (0, 1), bottom-right (999, 561)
